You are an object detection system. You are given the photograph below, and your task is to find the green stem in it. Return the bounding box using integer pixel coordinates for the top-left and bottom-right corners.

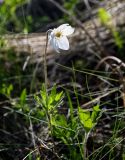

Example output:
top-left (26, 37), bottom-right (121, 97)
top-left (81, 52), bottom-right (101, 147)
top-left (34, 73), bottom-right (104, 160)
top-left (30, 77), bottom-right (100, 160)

top-left (43, 32), bottom-right (60, 160)
top-left (83, 132), bottom-right (89, 160)
top-left (44, 32), bottom-right (49, 90)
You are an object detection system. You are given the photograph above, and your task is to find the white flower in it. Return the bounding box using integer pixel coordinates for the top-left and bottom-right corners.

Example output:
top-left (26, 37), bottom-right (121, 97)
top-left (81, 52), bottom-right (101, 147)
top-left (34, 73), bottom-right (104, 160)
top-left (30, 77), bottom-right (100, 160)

top-left (48, 24), bottom-right (74, 53)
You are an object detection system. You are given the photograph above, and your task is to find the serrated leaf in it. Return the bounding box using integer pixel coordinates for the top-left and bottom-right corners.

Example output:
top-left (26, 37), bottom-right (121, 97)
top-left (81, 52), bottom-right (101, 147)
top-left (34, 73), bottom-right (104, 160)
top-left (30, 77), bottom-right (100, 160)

top-left (50, 85), bottom-right (56, 99)
top-left (51, 114), bottom-right (67, 127)
top-left (93, 105), bottom-right (100, 112)
top-left (55, 91), bottom-right (63, 101)
top-left (78, 107), bottom-right (93, 132)
top-left (91, 105), bottom-right (100, 123)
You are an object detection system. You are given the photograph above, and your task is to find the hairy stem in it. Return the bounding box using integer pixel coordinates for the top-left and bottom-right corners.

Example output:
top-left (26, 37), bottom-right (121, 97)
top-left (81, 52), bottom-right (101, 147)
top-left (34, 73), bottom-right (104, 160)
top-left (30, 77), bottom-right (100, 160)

top-left (44, 32), bottom-right (49, 90)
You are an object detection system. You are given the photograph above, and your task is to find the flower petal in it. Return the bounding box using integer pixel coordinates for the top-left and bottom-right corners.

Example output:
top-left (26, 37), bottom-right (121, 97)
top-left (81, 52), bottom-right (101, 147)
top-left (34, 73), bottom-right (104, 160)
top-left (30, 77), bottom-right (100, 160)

top-left (53, 38), bottom-right (60, 52)
top-left (49, 35), bottom-right (60, 53)
top-left (56, 24), bottom-right (74, 36)
top-left (57, 24), bottom-right (69, 31)
top-left (57, 36), bottom-right (69, 50)
top-left (62, 25), bottom-right (74, 36)
top-left (48, 24), bottom-right (74, 53)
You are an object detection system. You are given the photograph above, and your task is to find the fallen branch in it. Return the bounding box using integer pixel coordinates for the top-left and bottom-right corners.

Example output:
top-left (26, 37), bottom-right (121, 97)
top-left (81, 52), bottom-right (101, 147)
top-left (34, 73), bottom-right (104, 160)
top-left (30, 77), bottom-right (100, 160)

top-left (1, 0), bottom-right (125, 63)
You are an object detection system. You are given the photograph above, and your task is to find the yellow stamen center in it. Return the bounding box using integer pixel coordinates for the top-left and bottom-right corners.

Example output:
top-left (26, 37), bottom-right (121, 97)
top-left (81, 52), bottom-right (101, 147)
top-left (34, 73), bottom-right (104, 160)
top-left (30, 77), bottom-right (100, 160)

top-left (55, 32), bottom-right (62, 38)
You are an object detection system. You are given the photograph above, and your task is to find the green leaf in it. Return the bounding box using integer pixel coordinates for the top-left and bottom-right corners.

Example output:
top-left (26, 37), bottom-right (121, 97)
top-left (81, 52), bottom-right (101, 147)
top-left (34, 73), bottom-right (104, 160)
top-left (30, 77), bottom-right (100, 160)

top-left (112, 30), bottom-right (123, 48)
top-left (0, 84), bottom-right (13, 98)
top-left (55, 91), bottom-right (63, 101)
top-left (93, 105), bottom-right (100, 111)
top-left (91, 105), bottom-right (101, 122)
top-left (98, 8), bottom-right (111, 25)
top-left (66, 91), bottom-right (74, 122)
top-left (51, 114), bottom-right (67, 127)
top-left (50, 85), bottom-right (56, 99)
top-left (78, 107), bottom-right (93, 132)
top-left (40, 90), bottom-right (47, 107)
top-left (20, 89), bottom-right (26, 106)
top-left (48, 96), bottom-right (53, 105)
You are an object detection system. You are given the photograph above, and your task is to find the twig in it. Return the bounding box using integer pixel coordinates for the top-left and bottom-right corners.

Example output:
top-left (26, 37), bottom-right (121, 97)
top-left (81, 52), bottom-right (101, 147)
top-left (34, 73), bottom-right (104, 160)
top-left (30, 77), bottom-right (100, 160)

top-left (81, 87), bottom-right (120, 108)
top-left (95, 56), bottom-right (125, 70)
top-left (22, 148), bottom-right (38, 160)
top-left (29, 116), bottom-right (36, 148)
